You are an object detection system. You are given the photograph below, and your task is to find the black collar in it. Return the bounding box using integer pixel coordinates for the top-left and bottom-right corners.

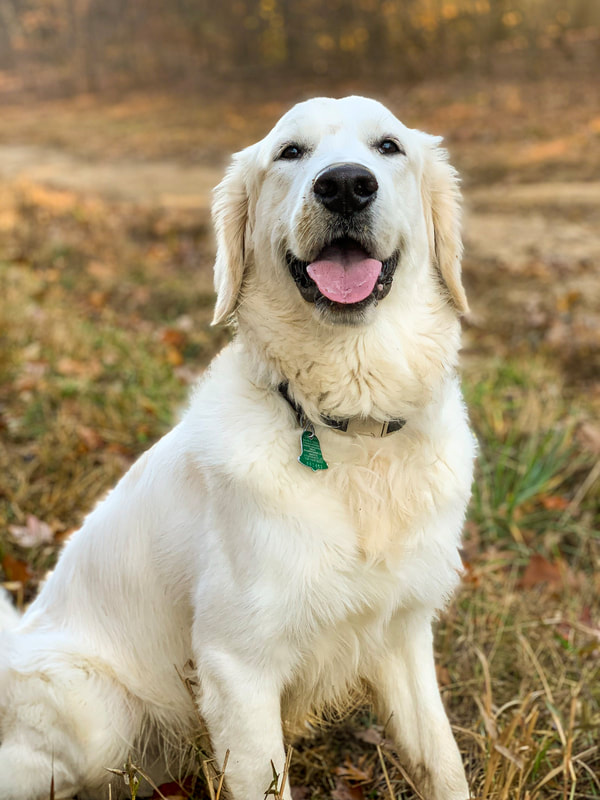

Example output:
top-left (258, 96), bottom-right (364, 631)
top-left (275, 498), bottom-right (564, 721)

top-left (278, 382), bottom-right (405, 437)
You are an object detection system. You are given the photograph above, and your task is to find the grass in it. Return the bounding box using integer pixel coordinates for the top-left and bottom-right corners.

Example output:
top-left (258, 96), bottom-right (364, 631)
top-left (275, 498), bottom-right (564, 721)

top-left (1, 147), bottom-right (599, 797)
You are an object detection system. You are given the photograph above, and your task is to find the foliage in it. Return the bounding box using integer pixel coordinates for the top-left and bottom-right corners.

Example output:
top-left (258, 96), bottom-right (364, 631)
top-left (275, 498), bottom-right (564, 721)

top-left (0, 0), bottom-right (599, 95)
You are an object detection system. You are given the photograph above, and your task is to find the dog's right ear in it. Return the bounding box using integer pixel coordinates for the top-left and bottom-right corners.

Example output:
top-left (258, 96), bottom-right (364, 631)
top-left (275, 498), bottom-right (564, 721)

top-left (211, 147), bottom-right (257, 325)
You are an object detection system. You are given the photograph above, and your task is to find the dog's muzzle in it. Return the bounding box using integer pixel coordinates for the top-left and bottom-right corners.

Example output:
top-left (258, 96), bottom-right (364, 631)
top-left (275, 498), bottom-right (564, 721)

top-left (286, 162), bottom-right (398, 317)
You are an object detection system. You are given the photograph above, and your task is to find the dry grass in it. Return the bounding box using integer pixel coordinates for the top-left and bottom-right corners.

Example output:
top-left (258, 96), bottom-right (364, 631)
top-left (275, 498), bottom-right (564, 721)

top-left (1, 76), bottom-right (599, 798)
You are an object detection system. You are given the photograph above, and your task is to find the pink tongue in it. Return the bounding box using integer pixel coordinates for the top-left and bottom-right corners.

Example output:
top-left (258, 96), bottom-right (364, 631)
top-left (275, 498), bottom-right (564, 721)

top-left (307, 243), bottom-right (382, 304)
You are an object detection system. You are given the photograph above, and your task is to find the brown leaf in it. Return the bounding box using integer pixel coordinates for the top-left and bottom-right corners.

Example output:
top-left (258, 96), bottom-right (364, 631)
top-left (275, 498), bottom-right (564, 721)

top-left (291, 787), bottom-right (311, 800)
top-left (9, 514), bottom-right (54, 548)
top-left (86, 260), bottom-right (115, 280)
top-left (160, 327), bottom-right (187, 348)
top-left (577, 422), bottom-right (600, 455)
top-left (78, 425), bottom-right (105, 452)
top-left (87, 290), bottom-right (109, 309)
top-left (334, 756), bottom-right (373, 784)
top-left (152, 782), bottom-right (187, 800)
top-left (518, 554), bottom-right (565, 590)
top-left (436, 664), bottom-right (451, 686)
top-left (354, 727), bottom-right (383, 746)
top-left (331, 779), bottom-right (365, 800)
top-left (56, 357), bottom-right (102, 379)
top-left (166, 346), bottom-right (184, 366)
top-left (1, 553), bottom-right (33, 584)
top-left (555, 290), bottom-right (581, 313)
top-left (539, 494), bottom-right (570, 511)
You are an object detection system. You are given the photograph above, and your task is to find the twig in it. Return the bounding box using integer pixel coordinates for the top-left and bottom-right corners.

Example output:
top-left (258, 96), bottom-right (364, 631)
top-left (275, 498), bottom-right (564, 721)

top-left (379, 745), bottom-right (426, 800)
top-left (377, 744), bottom-right (395, 800)
top-left (278, 745), bottom-right (294, 800)
top-left (201, 758), bottom-right (217, 800)
top-left (215, 749), bottom-right (230, 800)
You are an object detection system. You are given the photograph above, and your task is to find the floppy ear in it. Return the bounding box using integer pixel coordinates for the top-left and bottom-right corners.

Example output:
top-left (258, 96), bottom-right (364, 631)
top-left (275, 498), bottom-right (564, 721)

top-left (211, 149), bottom-right (253, 325)
top-left (421, 138), bottom-right (469, 314)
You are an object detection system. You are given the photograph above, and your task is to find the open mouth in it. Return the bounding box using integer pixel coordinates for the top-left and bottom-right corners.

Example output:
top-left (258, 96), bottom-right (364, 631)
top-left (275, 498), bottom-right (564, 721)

top-left (286, 237), bottom-right (399, 310)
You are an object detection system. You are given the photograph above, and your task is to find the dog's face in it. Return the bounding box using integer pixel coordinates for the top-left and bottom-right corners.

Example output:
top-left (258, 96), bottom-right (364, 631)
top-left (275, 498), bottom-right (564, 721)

top-left (212, 96), bottom-right (467, 327)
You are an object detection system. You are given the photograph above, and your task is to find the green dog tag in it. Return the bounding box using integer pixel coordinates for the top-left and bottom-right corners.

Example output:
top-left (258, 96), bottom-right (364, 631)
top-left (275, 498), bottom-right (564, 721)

top-left (298, 430), bottom-right (328, 471)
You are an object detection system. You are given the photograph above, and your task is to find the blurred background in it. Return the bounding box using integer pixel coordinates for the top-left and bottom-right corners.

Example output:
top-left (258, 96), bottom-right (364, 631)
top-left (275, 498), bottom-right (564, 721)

top-left (0, 2), bottom-right (599, 798)
top-left (0, 0), bottom-right (599, 94)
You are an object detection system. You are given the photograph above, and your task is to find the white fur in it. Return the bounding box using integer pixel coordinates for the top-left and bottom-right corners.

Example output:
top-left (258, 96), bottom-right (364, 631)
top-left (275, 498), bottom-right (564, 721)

top-left (0, 590), bottom-right (20, 631)
top-left (0, 96), bottom-right (474, 800)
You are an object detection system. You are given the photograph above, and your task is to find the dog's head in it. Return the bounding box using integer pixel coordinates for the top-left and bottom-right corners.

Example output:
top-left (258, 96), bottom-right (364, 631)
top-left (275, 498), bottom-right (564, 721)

top-left (212, 96), bottom-right (467, 327)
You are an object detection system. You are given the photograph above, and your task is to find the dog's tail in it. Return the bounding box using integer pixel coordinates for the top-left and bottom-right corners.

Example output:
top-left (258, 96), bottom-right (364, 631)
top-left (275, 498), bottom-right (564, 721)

top-left (0, 588), bottom-right (20, 632)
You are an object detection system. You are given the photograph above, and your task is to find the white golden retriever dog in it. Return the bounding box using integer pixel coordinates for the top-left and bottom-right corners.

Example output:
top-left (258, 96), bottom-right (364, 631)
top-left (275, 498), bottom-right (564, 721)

top-left (0, 96), bottom-right (475, 800)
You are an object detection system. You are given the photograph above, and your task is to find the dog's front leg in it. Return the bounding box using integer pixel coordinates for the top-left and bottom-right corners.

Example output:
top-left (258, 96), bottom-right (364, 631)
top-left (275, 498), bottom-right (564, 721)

top-left (368, 611), bottom-right (469, 800)
top-left (196, 649), bottom-right (291, 800)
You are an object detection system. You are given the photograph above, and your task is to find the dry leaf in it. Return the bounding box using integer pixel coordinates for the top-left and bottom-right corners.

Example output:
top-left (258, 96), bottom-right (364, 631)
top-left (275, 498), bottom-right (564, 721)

top-left (354, 727), bottom-right (384, 746)
top-left (331, 779), bottom-right (365, 800)
top-left (88, 290), bottom-right (109, 309)
top-left (161, 328), bottom-right (187, 348)
top-left (78, 425), bottom-right (105, 451)
top-left (86, 260), bottom-right (115, 280)
top-left (56, 357), bottom-right (102, 379)
top-left (1, 553), bottom-right (33, 583)
top-left (291, 787), bottom-right (311, 800)
top-left (577, 422), bottom-right (600, 455)
top-left (9, 514), bottom-right (54, 547)
top-left (539, 494), bottom-right (570, 511)
top-left (518, 554), bottom-right (565, 590)
top-left (334, 756), bottom-right (373, 784)
top-left (166, 346), bottom-right (184, 366)
top-left (436, 664), bottom-right (451, 686)
top-left (151, 781), bottom-right (187, 799)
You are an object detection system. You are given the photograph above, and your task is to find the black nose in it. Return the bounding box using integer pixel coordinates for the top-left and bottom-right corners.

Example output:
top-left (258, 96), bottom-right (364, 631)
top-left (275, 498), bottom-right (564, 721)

top-left (313, 163), bottom-right (378, 214)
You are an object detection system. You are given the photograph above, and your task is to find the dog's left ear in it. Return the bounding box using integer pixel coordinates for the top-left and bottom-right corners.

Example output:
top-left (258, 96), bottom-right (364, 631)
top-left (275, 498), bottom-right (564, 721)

top-left (420, 137), bottom-right (469, 314)
top-left (211, 146), bottom-right (257, 325)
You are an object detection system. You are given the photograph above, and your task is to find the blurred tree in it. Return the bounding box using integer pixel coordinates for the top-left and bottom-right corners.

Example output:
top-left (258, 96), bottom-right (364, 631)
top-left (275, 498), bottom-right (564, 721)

top-left (0, 0), bottom-right (598, 95)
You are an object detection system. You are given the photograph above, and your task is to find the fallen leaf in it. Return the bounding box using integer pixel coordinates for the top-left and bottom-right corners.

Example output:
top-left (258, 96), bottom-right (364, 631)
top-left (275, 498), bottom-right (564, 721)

top-left (56, 357), bottom-right (102, 379)
top-left (291, 787), bottom-right (311, 800)
top-left (86, 260), bottom-right (115, 280)
top-left (166, 346), bottom-right (184, 366)
top-left (331, 779), bottom-right (365, 800)
top-left (1, 553), bottom-right (33, 583)
top-left (555, 290), bottom-right (581, 313)
top-left (160, 327), bottom-right (188, 348)
top-left (87, 290), bottom-right (109, 309)
top-left (539, 494), bottom-right (570, 511)
top-left (436, 664), bottom-right (451, 686)
top-left (151, 781), bottom-right (187, 799)
top-left (354, 727), bottom-right (384, 746)
top-left (334, 756), bottom-right (373, 783)
top-left (518, 554), bottom-right (565, 590)
top-left (9, 514), bottom-right (54, 548)
top-left (577, 422), bottom-right (600, 455)
top-left (78, 425), bottom-right (105, 451)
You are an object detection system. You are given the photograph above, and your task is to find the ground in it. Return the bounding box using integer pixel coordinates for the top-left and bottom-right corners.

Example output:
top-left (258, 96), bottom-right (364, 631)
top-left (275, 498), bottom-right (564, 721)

top-left (0, 71), bottom-right (599, 799)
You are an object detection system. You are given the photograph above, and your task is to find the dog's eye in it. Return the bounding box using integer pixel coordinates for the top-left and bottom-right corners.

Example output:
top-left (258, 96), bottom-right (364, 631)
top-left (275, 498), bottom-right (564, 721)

top-left (377, 139), bottom-right (404, 156)
top-left (279, 144), bottom-right (304, 160)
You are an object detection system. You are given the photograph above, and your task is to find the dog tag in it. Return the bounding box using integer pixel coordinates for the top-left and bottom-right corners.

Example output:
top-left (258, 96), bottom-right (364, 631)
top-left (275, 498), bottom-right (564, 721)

top-left (298, 430), bottom-right (328, 471)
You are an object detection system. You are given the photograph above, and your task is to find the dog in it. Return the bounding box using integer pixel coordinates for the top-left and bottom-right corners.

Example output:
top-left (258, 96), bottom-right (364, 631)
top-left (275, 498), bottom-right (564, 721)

top-left (0, 96), bottom-right (475, 800)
